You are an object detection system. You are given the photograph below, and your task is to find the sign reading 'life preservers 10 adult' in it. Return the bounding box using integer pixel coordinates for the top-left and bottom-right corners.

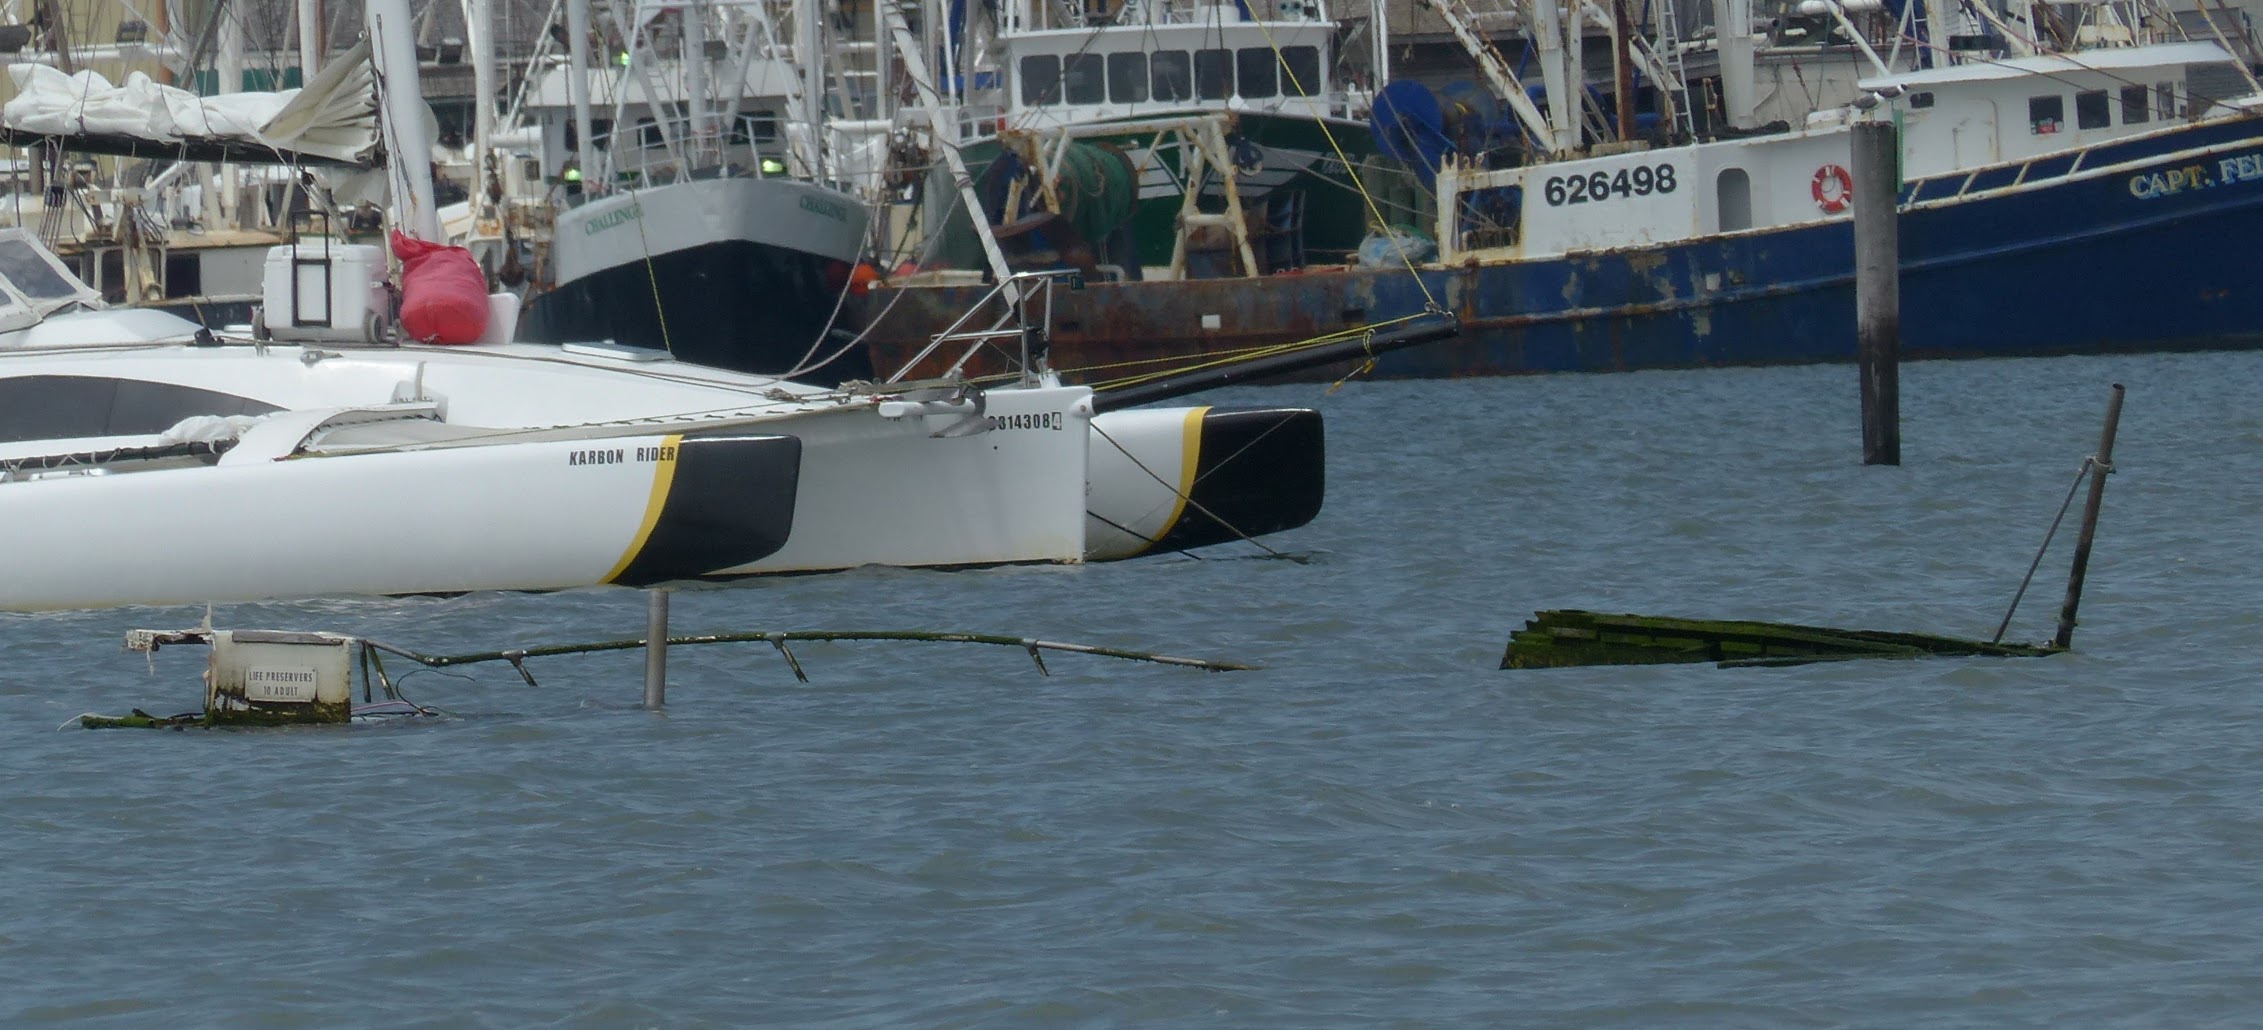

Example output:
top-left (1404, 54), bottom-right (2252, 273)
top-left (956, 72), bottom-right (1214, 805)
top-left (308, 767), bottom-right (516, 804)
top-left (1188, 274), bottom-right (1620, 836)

top-left (1813, 164), bottom-right (1854, 213)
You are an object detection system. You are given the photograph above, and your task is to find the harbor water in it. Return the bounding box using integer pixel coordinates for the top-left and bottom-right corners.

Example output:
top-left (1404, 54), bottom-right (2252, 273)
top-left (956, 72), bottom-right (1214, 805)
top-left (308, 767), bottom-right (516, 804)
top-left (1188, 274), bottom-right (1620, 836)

top-left (7, 349), bottom-right (2263, 1025)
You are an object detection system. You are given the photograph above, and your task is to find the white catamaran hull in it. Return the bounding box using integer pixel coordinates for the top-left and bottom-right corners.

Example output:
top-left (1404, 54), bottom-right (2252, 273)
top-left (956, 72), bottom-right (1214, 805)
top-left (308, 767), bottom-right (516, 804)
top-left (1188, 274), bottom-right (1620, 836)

top-left (1, 429), bottom-right (801, 611)
top-left (0, 340), bottom-right (1100, 594)
top-left (0, 281), bottom-right (1323, 610)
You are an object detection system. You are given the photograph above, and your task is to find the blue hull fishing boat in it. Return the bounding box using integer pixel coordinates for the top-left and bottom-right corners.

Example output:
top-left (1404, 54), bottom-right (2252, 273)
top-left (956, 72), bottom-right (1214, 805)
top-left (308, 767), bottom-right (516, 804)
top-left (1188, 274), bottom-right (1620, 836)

top-left (858, 41), bottom-right (2263, 381)
top-left (1358, 113), bottom-right (2263, 374)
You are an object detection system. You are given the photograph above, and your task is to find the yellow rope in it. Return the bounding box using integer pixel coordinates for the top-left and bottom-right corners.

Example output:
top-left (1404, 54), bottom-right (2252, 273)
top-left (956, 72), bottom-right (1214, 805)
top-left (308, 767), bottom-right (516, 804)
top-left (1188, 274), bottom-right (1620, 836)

top-left (1072, 311), bottom-right (1432, 393)
top-left (626, 185), bottom-right (674, 356)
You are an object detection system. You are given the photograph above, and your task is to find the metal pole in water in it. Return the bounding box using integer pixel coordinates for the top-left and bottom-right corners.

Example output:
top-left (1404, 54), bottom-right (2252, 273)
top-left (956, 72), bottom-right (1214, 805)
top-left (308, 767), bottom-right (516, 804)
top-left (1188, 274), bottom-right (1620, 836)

top-left (644, 590), bottom-right (669, 709)
top-left (1852, 118), bottom-right (1900, 466)
top-left (2052, 384), bottom-right (2125, 650)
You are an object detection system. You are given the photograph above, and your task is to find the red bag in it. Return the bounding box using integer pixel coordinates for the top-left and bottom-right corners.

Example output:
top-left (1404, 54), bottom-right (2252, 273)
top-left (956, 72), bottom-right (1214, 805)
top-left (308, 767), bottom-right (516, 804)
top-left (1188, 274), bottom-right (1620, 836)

top-left (391, 230), bottom-right (490, 344)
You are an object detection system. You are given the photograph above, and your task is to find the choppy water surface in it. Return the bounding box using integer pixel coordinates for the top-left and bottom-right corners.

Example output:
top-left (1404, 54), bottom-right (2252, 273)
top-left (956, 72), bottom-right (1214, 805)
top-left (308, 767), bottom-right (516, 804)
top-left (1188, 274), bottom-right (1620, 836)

top-left (8, 352), bottom-right (2263, 1026)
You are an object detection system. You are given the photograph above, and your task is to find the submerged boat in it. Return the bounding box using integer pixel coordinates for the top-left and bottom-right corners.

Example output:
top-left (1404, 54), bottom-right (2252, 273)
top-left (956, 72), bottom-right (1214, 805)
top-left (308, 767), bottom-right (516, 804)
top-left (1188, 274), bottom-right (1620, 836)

top-left (859, 37), bottom-right (2263, 381)
top-left (0, 232), bottom-right (1324, 611)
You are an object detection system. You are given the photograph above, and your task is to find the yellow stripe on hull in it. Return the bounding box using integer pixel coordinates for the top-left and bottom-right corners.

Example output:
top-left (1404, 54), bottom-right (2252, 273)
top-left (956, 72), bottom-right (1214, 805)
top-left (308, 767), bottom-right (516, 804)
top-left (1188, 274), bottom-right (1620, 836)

top-left (603, 434), bottom-right (683, 582)
top-left (1136, 406), bottom-right (1209, 556)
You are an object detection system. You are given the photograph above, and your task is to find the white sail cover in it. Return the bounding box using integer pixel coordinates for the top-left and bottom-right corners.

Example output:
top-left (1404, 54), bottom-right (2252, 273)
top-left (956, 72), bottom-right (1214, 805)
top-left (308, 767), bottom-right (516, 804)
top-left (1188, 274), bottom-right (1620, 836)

top-left (0, 40), bottom-right (378, 164)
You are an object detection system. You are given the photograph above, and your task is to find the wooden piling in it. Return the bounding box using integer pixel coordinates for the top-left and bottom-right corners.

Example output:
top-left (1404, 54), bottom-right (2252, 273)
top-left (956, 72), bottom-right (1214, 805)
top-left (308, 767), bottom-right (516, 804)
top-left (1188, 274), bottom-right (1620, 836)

top-left (2052, 384), bottom-right (2125, 650)
top-left (644, 590), bottom-right (669, 709)
top-left (1852, 119), bottom-right (1900, 466)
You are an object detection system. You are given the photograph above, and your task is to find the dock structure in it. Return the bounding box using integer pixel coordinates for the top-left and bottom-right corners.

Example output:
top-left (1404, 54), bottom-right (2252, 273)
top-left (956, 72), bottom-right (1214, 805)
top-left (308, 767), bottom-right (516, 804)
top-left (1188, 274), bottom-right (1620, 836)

top-left (1500, 610), bottom-right (2062, 670)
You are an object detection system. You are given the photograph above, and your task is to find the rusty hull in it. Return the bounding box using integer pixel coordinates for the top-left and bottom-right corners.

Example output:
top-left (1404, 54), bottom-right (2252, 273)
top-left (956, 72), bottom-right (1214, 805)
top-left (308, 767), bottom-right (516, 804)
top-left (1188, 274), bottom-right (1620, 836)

top-left (858, 268), bottom-right (1403, 387)
top-left (855, 143), bottom-right (2263, 387)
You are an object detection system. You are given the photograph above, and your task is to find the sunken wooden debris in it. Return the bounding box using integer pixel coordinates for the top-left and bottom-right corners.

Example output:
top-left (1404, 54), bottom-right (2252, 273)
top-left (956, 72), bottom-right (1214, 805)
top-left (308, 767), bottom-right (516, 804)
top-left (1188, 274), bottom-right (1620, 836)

top-left (1499, 610), bottom-right (2061, 670)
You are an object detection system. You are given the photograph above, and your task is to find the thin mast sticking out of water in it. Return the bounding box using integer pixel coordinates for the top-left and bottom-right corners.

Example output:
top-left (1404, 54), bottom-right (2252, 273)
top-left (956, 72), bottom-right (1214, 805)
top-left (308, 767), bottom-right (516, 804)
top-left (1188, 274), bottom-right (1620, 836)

top-left (2053, 385), bottom-right (2125, 650)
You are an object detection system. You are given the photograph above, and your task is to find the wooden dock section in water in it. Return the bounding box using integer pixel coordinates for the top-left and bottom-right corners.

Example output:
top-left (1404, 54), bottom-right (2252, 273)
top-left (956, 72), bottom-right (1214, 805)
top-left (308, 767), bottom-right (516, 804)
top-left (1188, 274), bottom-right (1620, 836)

top-left (1499, 610), bottom-right (2063, 670)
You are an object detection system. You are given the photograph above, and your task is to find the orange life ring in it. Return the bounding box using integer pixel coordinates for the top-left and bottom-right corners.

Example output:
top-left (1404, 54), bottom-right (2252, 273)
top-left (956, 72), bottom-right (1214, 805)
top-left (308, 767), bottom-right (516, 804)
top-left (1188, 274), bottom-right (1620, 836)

top-left (1812, 164), bottom-right (1853, 214)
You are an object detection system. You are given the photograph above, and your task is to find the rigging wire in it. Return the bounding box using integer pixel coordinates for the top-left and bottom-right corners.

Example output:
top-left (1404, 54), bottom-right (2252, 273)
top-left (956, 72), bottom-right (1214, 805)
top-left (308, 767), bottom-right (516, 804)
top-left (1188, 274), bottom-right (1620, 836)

top-left (1991, 457), bottom-right (2098, 644)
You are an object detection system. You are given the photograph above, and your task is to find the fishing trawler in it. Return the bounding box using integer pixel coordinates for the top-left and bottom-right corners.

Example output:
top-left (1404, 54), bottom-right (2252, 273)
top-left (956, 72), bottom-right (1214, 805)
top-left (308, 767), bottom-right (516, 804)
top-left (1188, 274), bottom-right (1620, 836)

top-left (909, 0), bottom-right (1398, 280)
top-left (857, 9), bottom-right (2263, 380)
top-left (512, 0), bottom-right (882, 382)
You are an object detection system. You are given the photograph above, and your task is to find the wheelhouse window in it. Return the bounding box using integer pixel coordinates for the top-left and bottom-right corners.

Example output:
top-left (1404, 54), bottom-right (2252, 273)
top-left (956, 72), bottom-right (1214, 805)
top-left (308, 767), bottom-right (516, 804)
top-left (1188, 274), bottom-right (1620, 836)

top-left (2157, 81), bottom-right (2177, 118)
top-left (642, 106), bottom-right (692, 149)
top-left (2121, 84), bottom-right (2149, 124)
top-left (730, 111), bottom-right (778, 145)
top-left (1020, 54), bottom-right (1061, 105)
top-left (1236, 47), bottom-right (1278, 99)
top-left (563, 118), bottom-right (612, 151)
top-left (1194, 48), bottom-right (1233, 100)
top-left (1908, 91), bottom-right (1935, 108)
top-left (1279, 45), bottom-right (1320, 96)
top-left (2028, 94), bottom-right (2063, 134)
top-left (2075, 89), bottom-right (2109, 129)
top-left (1108, 52), bottom-right (1149, 103)
top-left (1064, 53), bottom-right (1105, 104)
top-left (1151, 50), bottom-right (1192, 101)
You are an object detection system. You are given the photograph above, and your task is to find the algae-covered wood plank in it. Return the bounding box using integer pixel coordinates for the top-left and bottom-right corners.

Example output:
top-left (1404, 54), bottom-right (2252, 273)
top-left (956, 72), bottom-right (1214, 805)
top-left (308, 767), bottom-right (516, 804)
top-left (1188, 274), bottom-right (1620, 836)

top-left (1501, 610), bottom-right (2063, 669)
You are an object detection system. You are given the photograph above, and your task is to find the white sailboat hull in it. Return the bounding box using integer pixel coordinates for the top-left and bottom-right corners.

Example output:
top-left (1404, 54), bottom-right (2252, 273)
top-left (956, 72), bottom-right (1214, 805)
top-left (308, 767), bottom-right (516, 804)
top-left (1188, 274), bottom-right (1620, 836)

top-left (0, 430), bottom-right (802, 611)
top-left (0, 339), bottom-right (1101, 607)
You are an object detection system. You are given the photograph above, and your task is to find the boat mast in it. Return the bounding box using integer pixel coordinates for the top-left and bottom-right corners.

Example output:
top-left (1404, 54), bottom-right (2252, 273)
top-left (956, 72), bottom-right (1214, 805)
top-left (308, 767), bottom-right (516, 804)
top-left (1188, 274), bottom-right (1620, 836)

top-left (466, 0), bottom-right (498, 219)
top-left (684, 0), bottom-right (711, 170)
top-left (563, 0), bottom-right (601, 191)
top-left (367, 0), bottom-right (441, 239)
top-left (797, 0), bottom-right (826, 178)
top-left (1712, 0), bottom-right (1757, 128)
top-left (298, 0), bottom-right (324, 77)
top-left (1530, 0), bottom-right (1583, 153)
top-left (1920, 0), bottom-right (1954, 66)
top-left (872, 0), bottom-right (892, 124)
top-left (937, 0), bottom-right (962, 107)
top-left (1370, 0), bottom-right (1390, 97)
top-left (219, 4), bottom-right (245, 225)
